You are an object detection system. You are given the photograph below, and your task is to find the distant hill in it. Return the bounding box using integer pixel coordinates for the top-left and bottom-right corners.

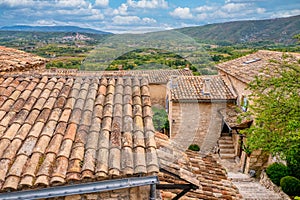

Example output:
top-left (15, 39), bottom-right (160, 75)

top-left (0, 25), bottom-right (111, 35)
top-left (177, 15), bottom-right (300, 44)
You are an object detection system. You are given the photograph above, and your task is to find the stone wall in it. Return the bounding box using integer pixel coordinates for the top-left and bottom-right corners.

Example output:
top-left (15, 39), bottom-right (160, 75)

top-left (149, 84), bottom-right (166, 107)
top-left (219, 71), bottom-right (251, 106)
top-left (260, 171), bottom-right (291, 200)
top-left (169, 101), bottom-right (230, 153)
top-left (240, 149), bottom-right (269, 175)
top-left (232, 131), bottom-right (242, 156)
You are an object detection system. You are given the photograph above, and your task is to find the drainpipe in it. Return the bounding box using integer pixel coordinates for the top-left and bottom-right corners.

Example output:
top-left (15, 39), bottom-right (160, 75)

top-left (150, 183), bottom-right (156, 200)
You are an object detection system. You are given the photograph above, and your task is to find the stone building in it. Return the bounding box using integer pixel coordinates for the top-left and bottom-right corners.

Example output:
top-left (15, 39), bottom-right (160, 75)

top-left (166, 75), bottom-right (236, 154)
top-left (217, 50), bottom-right (300, 107)
top-left (0, 46), bottom-right (47, 73)
top-left (216, 50), bottom-right (300, 174)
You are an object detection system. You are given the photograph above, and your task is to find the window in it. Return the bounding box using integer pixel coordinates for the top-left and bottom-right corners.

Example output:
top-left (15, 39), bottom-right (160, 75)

top-left (241, 96), bottom-right (248, 112)
top-left (166, 95), bottom-right (169, 113)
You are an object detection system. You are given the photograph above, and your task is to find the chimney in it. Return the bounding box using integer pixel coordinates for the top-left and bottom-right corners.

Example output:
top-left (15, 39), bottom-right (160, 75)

top-left (203, 78), bottom-right (211, 95)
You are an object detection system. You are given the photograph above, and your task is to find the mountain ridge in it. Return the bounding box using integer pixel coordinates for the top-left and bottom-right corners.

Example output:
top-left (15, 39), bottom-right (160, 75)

top-left (176, 15), bottom-right (300, 44)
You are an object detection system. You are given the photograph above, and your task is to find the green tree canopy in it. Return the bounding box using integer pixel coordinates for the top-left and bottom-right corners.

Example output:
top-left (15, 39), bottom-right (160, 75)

top-left (293, 33), bottom-right (300, 43)
top-left (244, 54), bottom-right (300, 167)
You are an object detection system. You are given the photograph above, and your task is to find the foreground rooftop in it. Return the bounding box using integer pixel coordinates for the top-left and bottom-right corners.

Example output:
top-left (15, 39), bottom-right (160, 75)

top-left (0, 74), bottom-right (159, 192)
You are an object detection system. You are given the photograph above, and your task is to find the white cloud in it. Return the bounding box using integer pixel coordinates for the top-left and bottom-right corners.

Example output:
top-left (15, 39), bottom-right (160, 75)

top-left (112, 15), bottom-right (156, 25)
top-left (127, 0), bottom-right (168, 9)
top-left (170, 7), bottom-right (193, 19)
top-left (112, 16), bottom-right (140, 25)
top-left (113, 3), bottom-right (128, 15)
top-left (94, 0), bottom-right (109, 7)
top-left (56, 0), bottom-right (89, 8)
top-left (192, 2), bottom-right (269, 22)
top-left (36, 20), bottom-right (57, 26)
top-left (271, 9), bottom-right (300, 18)
top-left (196, 13), bottom-right (208, 21)
top-left (222, 3), bottom-right (249, 12)
top-left (1, 0), bottom-right (91, 9)
top-left (0, 0), bottom-right (35, 7)
top-left (256, 7), bottom-right (265, 14)
top-left (142, 17), bottom-right (156, 23)
top-left (195, 5), bottom-right (215, 12)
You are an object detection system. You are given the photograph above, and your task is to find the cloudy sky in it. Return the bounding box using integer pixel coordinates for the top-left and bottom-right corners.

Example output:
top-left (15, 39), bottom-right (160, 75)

top-left (0, 0), bottom-right (299, 33)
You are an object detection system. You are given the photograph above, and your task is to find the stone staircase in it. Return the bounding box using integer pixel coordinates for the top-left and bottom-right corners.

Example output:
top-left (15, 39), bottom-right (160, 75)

top-left (228, 172), bottom-right (283, 200)
top-left (218, 136), bottom-right (235, 160)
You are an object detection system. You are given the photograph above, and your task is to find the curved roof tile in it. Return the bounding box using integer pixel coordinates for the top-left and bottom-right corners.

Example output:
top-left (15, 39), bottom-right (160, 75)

top-left (0, 74), bottom-right (159, 192)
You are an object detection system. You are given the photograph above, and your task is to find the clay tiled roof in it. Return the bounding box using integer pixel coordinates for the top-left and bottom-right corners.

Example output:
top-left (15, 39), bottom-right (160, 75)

top-left (170, 75), bottom-right (236, 102)
top-left (218, 104), bottom-right (253, 129)
top-left (0, 74), bottom-right (159, 192)
top-left (216, 50), bottom-right (300, 84)
top-left (40, 68), bottom-right (193, 84)
top-left (155, 133), bottom-right (242, 200)
top-left (0, 46), bottom-right (47, 73)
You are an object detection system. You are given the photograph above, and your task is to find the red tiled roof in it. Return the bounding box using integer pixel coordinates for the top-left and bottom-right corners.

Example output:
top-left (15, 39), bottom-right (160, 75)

top-left (0, 74), bottom-right (159, 192)
top-left (0, 46), bottom-right (47, 73)
top-left (216, 50), bottom-right (300, 84)
top-left (155, 133), bottom-right (242, 200)
top-left (170, 75), bottom-right (236, 101)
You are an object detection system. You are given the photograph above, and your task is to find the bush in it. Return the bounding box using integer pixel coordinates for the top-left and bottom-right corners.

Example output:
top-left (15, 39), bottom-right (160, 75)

top-left (266, 163), bottom-right (290, 186)
top-left (280, 176), bottom-right (300, 196)
top-left (188, 144), bottom-right (200, 151)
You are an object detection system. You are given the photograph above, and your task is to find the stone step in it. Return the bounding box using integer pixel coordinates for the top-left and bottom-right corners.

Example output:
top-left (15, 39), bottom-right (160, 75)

top-left (219, 136), bottom-right (232, 140)
top-left (219, 143), bottom-right (234, 149)
top-left (233, 182), bottom-right (282, 200)
top-left (220, 153), bottom-right (235, 159)
top-left (221, 132), bottom-right (231, 136)
top-left (218, 139), bottom-right (233, 145)
top-left (220, 148), bottom-right (235, 154)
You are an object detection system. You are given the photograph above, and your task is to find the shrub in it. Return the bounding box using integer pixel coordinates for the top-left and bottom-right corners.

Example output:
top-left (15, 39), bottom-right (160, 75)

top-left (280, 176), bottom-right (300, 196)
top-left (188, 144), bottom-right (200, 151)
top-left (266, 163), bottom-right (290, 186)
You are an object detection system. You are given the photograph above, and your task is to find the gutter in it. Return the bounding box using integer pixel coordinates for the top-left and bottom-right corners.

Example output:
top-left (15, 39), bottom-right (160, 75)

top-left (0, 176), bottom-right (159, 200)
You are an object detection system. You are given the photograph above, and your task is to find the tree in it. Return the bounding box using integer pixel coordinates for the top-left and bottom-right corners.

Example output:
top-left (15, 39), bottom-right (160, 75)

top-left (152, 107), bottom-right (169, 132)
top-left (244, 55), bottom-right (300, 176)
top-left (293, 34), bottom-right (300, 43)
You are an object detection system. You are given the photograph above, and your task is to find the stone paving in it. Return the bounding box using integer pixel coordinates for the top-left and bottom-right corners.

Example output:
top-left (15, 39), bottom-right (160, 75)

top-left (228, 171), bottom-right (282, 200)
top-left (215, 150), bottom-right (284, 200)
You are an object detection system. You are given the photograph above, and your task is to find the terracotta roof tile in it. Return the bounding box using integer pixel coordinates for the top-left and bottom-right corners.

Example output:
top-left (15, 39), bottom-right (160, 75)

top-left (0, 74), bottom-right (159, 192)
top-left (18, 68), bottom-right (194, 84)
top-left (155, 132), bottom-right (242, 200)
top-left (0, 46), bottom-right (46, 73)
top-left (2, 139), bottom-right (22, 160)
top-left (170, 75), bottom-right (236, 101)
top-left (217, 50), bottom-right (300, 84)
